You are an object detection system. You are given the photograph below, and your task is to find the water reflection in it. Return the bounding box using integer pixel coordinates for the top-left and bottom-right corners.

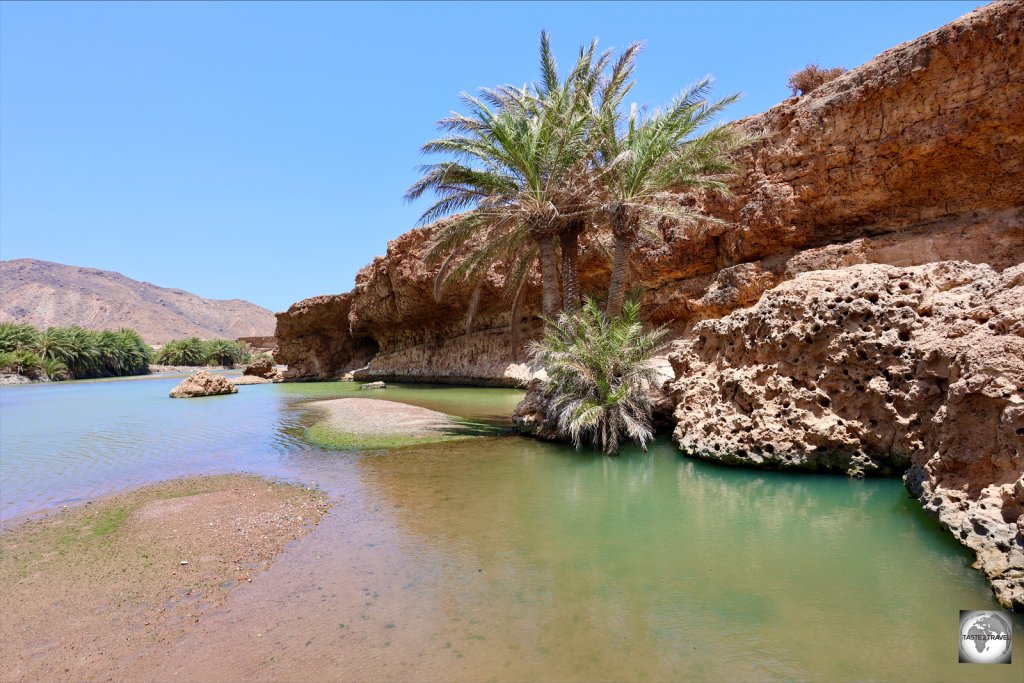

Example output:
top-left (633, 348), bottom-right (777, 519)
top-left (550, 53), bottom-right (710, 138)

top-left (2, 379), bottom-right (1021, 681)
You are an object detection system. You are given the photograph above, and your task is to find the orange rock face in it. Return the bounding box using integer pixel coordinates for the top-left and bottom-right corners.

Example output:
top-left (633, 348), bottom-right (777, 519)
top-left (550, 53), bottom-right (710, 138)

top-left (276, 0), bottom-right (1022, 384)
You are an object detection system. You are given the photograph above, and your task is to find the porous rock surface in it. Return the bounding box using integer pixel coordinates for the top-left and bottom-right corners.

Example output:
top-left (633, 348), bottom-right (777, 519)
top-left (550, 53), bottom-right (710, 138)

top-left (169, 370), bottom-right (238, 398)
top-left (668, 261), bottom-right (1023, 610)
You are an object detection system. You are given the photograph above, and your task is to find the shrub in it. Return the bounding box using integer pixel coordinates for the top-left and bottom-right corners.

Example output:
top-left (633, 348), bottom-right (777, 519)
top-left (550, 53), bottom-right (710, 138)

top-left (788, 64), bottom-right (847, 97)
top-left (528, 297), bottom-right (667, 455)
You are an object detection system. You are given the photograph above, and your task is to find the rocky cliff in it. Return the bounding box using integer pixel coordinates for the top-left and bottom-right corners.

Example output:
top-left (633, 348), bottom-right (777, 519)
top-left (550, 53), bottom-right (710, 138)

top-left (0, 259), bottom-right (276, 343)
top-left (277, 0), bottom-right (1022, 384)
top-left (275, 1), bottom-right (1024, 608)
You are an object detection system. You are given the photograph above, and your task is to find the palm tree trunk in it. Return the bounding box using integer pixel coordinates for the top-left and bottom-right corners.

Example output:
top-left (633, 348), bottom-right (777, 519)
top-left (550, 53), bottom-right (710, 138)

top-left (606, 212), bottom-right (631, 317)
top-left (536, 234), bottom-right (562, 316)
top-left (560, 221), bottom-right (583, 313)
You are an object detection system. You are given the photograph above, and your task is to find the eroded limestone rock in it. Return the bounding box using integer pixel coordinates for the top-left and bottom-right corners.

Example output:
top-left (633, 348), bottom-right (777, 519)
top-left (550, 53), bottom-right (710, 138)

top-left (169, 371), bottom-right (238, 398)
top-left (669, 261), bottom-right (1024, 610)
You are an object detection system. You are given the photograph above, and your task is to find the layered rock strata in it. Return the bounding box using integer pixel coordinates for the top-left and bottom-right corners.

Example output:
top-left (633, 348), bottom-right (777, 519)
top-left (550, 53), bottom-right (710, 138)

top-left (276, 0), bottom-right (1022, 384)
top-left (272, 1), bottom-right (1024, 608)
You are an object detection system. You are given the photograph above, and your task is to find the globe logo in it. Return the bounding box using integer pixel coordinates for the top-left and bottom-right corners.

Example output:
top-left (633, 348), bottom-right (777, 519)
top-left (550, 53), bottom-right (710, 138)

top-left (959, 610), bottom-right (1012, 664)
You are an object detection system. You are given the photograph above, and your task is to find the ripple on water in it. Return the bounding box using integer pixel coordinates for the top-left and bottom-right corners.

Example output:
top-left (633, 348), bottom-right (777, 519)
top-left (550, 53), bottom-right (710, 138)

top-left (1, 378), bottom-right (1021, 682)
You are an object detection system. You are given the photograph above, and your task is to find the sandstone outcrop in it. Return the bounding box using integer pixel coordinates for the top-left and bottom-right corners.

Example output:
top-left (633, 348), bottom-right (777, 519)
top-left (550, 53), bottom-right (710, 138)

top-left (274, 294), bottom-right (379, 381)
top-left (242, 358), bottom-right (277, 379)
top-left (169, 371), bottom-right (238, 398)
top-left (668, 261), bottom-right (1023, 610)
top-left (276, 1), bottom-right (1023, 384)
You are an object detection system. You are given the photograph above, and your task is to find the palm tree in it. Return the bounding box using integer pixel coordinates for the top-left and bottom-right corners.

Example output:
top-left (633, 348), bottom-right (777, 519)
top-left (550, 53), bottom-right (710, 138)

top-left (406, 33), bottom-right (613, 317)
top-left (595, 78), bottom-right (745, 316)
top-left (528, 297), bottom-right (666, 455)
top-left (156, 337), bottom-right (207, 367)
top-left (205, 339), bottom-right (249, 367)
top-left (0, 322), bottom-right (40, 353)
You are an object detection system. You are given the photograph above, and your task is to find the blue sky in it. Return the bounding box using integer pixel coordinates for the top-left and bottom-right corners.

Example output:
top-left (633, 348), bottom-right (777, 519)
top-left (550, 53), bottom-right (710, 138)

top-left (0, 1), bottom-right (983, 312)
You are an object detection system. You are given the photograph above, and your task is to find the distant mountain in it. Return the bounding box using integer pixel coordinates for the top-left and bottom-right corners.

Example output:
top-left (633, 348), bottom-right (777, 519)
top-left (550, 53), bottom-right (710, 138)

top-left (0, 259), bottom-right (276, 343)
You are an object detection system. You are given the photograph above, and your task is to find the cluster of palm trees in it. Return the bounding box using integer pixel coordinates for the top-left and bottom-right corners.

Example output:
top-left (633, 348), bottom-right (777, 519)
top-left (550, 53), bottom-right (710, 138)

top-left (154, 337), bottom-right (251, 367)
top-left (406, 32), bottom-right (746, 320)
top-left (0, 322), bottom-right (151, 380)
top-left (406, 34), bottom-right (747, 455)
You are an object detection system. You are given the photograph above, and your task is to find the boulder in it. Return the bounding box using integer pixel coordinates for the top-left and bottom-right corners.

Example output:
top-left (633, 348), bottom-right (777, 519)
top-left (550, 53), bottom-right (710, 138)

top-left (358, 381), bottom-right (387, 390)
top-left (169, 371), bottom-right (238, 398)
top-left (242, 359), bottom-right (276, 378)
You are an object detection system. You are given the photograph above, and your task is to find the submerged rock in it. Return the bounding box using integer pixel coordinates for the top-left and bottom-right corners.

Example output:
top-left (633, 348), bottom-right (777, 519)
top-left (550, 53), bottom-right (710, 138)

top-left (358, 381), bottom-right (387, 390)
top-left (169, 371), bottom-right (238, 398)
top-left (230, 375), bottom-right (271, 385)
top-left (668, 261), bottom-right (1024, 611)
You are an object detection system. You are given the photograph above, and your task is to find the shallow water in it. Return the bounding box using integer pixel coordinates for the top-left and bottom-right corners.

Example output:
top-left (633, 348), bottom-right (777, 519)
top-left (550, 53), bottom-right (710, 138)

top-left (1, 378), bottom-right (1021, 681)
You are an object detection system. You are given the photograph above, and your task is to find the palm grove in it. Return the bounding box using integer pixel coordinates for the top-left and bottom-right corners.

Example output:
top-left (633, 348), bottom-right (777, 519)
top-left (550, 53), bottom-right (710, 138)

top-left (407, 34), bottom-right (747, 454)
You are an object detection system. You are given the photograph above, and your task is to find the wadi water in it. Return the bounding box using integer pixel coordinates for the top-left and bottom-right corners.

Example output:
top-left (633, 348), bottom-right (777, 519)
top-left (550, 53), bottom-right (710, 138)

top-left (1, 377), bottom-right (1021, 682)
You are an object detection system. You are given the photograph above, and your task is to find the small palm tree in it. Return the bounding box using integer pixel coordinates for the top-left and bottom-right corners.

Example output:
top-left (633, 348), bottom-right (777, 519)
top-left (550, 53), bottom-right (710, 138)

top-left (595, 78), bottom-right (746, 316)
top-left (40, 357), bottom-right (70, 381)
top-left (156, 337), bottom-right (206, 366)
top-left (204, 339), bottom-right (250, 367)
top-left (0, 349), bottom-right (44, 378)
top-left (528, 297), bottom-right (667, 455)
top-left (0, 322), bottom-right (41, 353)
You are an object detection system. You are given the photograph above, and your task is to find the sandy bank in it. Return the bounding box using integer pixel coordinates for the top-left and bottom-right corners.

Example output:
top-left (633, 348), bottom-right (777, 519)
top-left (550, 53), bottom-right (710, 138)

top-left (305, 397), bottom-right (504, 450)
top-left (0, 474), bottom-right (329, 683)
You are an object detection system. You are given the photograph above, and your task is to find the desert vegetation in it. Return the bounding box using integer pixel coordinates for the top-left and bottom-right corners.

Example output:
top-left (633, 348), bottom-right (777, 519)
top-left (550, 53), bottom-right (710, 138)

top-left (528, 297), bottom-right (666, 454)
top-left (407, 33), bottom-right (744, 452)
top-left (154, 337), bottom-right (252, 367)
top-left (787, 63), bottom-right (847, 96)
top-left (0, 322), bottom-right (151, 380)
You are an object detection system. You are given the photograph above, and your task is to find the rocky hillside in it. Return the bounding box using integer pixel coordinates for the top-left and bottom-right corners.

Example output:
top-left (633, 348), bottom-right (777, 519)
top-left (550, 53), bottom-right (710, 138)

top-left (0, 259), bottom-right (276, 343)
top-left (275, 1), bottom-right (1023, 609)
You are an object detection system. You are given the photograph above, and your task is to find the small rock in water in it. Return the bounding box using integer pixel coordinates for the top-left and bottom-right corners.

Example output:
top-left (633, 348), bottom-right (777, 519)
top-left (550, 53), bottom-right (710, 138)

top-left (359, 381), bottom-right (387, 390)
top-left (169, 370), bottom-right (237, 398)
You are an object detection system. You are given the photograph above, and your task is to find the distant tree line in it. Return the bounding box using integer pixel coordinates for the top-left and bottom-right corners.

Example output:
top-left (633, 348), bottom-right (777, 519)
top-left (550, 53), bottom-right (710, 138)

top-left (0, 322), bottom-right (151, 380)
top-left (154, 337), bottom-right (252, 367)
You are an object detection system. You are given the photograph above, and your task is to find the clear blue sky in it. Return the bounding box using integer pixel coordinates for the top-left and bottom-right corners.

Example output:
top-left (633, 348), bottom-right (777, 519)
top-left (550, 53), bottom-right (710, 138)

top-left (0, 1), bottom-right (983, 312)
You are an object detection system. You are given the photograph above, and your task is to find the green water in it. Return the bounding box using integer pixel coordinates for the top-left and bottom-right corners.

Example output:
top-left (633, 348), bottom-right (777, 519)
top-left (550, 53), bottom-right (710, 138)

top-left (1, 378), bottom-right (1020, 681)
